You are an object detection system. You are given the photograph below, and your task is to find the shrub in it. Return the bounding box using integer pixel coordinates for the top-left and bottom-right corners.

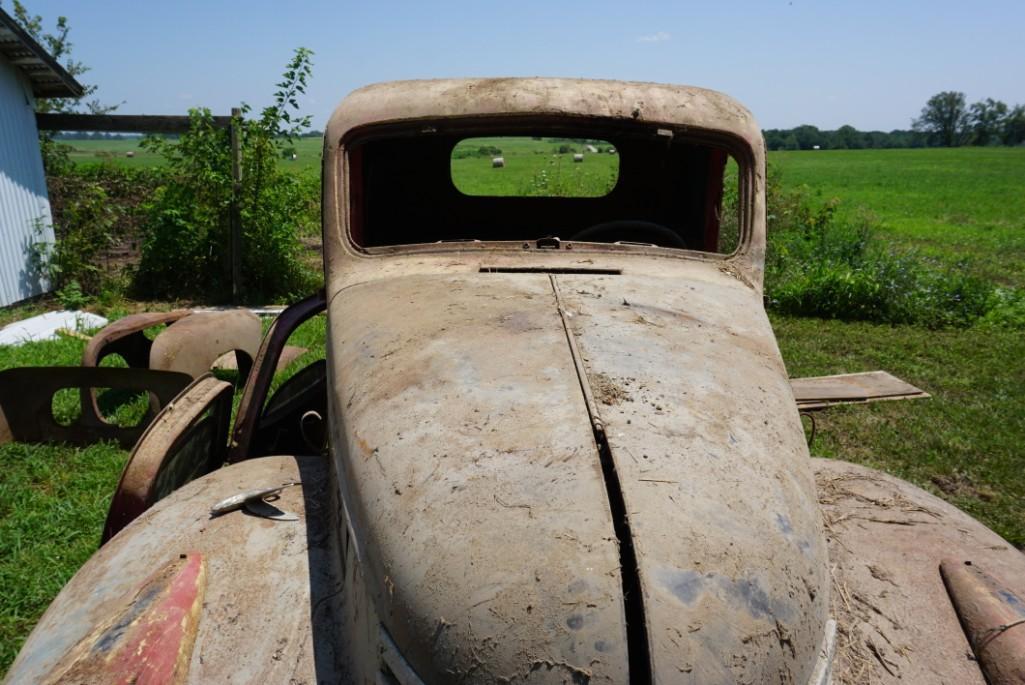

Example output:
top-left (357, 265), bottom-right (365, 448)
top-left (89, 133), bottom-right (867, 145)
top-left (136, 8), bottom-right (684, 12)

top-left (762, 167), bottom-right (1015, 328)
top-left (33, 166), bottom-right (163, 297)
top-left (135, 48), bottom-right (319, 302)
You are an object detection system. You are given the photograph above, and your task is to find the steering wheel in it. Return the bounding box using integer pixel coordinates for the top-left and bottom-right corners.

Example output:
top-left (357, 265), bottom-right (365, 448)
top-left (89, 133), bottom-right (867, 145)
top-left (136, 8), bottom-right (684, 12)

top-left (569, 220), bottom-right (687, 249)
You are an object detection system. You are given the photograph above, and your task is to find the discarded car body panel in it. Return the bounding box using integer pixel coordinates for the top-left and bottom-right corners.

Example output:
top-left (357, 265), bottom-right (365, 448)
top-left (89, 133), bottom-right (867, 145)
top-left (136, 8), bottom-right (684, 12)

top-left (0, 366), bottom-right (191, 448)
top-left (102, 373), bottom-right (233, 542)
top-left (228, 290), bottom-right (326, 463)
top-left (81, 310), bottom-right (192, 370)
top-left (4, 456), bottom-right (342, 684)
top-left (80, 309), bottom-right (193, 425)
top-left (148, 310), bottom-right (261, 381)
top-left (790, 370), bottom-right (930, 410)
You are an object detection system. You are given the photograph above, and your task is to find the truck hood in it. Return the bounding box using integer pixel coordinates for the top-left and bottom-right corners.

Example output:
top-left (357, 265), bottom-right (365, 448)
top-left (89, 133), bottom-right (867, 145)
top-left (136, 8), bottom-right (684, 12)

top-left (327, 268), bottom-right (828, 683)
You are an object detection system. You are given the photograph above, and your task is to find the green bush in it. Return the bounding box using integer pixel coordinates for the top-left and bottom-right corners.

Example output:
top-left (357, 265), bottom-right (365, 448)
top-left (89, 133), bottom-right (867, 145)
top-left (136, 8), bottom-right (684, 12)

top-left (34, 166), bottom-right (164, 298)
top-left (135, 48), bottom-right (319, 302)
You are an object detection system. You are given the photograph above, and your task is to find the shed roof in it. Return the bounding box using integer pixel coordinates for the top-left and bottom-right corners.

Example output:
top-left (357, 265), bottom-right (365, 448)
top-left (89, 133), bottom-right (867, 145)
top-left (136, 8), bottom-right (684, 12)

top-left (0, 7), bottom-right (84, 99)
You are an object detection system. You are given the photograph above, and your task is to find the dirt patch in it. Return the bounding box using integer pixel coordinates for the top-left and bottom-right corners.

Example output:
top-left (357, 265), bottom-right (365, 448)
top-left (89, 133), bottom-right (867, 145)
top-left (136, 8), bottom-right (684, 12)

top-left (591, 372), bottom-right (631, 405)
top-left (931, 472), bottom-right (995, 502)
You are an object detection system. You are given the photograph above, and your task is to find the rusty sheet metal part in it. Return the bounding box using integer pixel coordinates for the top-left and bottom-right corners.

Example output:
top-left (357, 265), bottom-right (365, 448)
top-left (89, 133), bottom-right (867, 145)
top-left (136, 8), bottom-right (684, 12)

top-left (212, 344), bottom-right (308, 373)
top-left (813, 458), bottom-right (1025, 684)
top-left (790, 370), bottom-right (930, 411)
top-left (39, 552), bottom-right (206, 685)
top-left (3, 456), bottom-right (343, 685)
top-left (941, 559), bottom-right (1025, 685)
top-left (80, 310), bottom-right (191, 423)
top-left (0, 366), bottom-right (192, 449)
top-left (149, 310), bottom-right (261, 381)
top-left (228, 290), bottom-right (326, 463)
top-left (327, 273), bottom-right (630, 683)
top-left (103, 374), bottom-right (233, 544)
top-left (554, 272), bottom-right (829, 684)
top-left (82, 310), bottom-right (192, 369)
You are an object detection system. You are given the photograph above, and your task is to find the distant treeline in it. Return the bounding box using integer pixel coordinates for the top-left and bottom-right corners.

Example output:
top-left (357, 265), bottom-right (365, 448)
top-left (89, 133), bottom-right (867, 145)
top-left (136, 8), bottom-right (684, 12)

top-left (767, 92), bottom-right (1025, 151)
top-left (763, 126), bottom-right (926, 151)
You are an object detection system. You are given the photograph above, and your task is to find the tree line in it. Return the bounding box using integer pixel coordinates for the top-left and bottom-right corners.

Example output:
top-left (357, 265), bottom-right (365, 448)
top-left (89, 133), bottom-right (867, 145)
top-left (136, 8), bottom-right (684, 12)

top-left (765, 92), bottom-right (1025, 151)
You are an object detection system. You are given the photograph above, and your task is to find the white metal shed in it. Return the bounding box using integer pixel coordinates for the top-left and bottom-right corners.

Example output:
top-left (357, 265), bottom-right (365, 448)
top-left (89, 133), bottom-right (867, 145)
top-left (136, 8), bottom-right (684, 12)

top-left (0, 9), bottom-right (83, 307)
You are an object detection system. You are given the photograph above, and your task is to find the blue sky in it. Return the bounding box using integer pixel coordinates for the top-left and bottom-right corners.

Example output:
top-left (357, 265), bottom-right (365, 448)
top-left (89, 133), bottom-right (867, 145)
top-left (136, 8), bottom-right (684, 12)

top-left (12, 0), bottom-right (1024, 131)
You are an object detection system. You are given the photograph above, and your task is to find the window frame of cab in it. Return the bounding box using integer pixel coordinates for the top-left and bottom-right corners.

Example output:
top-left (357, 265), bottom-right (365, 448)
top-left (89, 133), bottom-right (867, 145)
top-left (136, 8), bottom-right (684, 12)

top-left (337, 115), bottom-right (755, 260)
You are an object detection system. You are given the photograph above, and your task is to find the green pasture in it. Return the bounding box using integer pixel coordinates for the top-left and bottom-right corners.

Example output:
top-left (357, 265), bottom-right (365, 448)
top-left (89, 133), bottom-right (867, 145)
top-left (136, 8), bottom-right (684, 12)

top-left (64, 136), bottom-right (324, 174)
top-left (771, 147), bottom-right (1025, 287)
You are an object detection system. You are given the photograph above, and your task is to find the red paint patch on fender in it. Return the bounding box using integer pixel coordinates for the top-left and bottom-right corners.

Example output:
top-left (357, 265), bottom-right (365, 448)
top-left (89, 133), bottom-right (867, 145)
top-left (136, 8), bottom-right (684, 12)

top-left (43, 552), bottom-right (206, 685)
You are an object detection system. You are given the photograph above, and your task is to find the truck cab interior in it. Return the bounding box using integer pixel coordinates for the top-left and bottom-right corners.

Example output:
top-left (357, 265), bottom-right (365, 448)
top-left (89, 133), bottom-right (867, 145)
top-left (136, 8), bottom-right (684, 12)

top-left (344, 121), bottom-right (743, 254)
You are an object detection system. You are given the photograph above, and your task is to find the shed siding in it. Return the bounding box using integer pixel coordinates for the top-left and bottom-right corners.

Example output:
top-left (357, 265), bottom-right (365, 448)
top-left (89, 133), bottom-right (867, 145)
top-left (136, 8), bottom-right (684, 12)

top-left (0, 57), bottom-right (54, 307)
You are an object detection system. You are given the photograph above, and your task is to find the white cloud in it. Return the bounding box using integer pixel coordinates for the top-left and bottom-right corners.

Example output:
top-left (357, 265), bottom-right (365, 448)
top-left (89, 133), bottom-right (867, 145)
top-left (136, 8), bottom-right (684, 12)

top-left (637, 31), bottom-right (671, 43)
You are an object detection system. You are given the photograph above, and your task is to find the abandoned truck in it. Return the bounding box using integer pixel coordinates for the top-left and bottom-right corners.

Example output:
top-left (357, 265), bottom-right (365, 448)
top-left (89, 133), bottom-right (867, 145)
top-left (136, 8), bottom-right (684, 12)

top-left (3, 79), bottom-right (1024, 685)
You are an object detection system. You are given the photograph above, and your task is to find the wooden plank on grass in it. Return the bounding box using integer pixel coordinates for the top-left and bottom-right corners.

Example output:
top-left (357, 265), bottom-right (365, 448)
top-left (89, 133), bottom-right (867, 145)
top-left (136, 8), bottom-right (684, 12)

top-left (791, 370), bottom-right (930, 410)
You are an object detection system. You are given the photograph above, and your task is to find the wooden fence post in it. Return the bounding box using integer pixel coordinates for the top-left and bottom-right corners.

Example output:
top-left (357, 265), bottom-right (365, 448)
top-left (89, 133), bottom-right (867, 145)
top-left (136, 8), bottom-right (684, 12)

top-left (229, 107), bottom-right (242, 302)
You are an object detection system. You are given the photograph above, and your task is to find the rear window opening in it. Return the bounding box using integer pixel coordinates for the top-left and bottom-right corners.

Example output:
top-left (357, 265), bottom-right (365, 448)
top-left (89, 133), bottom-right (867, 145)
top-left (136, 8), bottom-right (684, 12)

top-left (346, 125), bottom-right (744, 255)
top-left (451, 137), bottom-right (619, 198)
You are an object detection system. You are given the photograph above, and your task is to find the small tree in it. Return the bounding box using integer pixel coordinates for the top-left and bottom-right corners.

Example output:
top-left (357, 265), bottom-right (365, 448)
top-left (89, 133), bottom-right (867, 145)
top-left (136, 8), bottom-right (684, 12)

top-left (137, 48), bottom-right (318, 302)
top-left (913, 91), bottom-right (969, 147)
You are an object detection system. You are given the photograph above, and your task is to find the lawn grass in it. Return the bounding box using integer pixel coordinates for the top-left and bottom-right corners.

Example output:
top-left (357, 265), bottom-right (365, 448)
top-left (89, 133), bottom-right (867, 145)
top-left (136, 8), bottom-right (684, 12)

top-left (773, 315), bottom-right (1025, 545)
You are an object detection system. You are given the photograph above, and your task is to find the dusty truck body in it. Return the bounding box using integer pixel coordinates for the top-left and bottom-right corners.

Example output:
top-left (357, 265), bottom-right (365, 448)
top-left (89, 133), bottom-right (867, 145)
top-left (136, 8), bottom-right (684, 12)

top-left (4, 79), bottom-right (1025, 685)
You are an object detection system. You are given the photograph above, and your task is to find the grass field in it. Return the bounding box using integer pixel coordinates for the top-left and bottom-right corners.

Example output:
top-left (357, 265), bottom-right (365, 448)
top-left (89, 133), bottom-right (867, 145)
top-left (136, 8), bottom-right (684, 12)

top-left (771, 148), bottom-right (1025, 287)
top-left (63, 136), bottom-right (324, 174)
top-left (2, 144), bottom-right (1024, 673)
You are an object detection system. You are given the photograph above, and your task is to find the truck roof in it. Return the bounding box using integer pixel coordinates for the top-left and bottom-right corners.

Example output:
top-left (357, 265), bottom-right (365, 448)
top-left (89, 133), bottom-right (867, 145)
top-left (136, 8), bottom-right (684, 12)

top-left (325, 77), bottom-right (763, 148)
